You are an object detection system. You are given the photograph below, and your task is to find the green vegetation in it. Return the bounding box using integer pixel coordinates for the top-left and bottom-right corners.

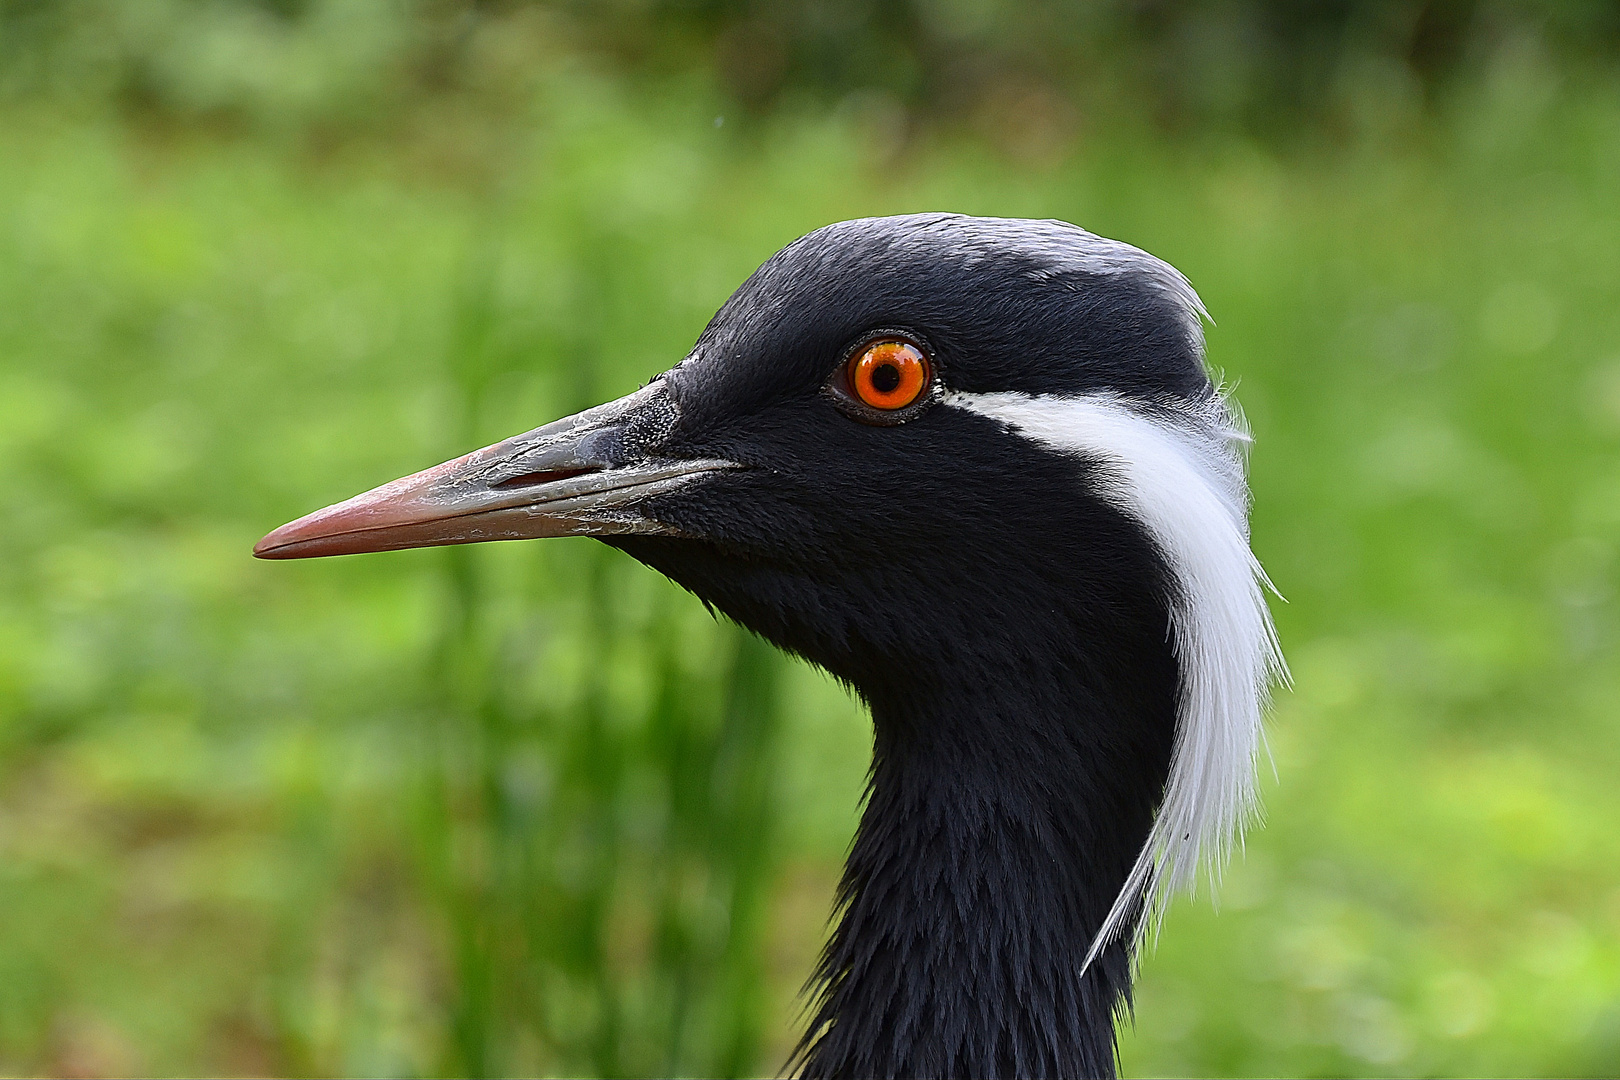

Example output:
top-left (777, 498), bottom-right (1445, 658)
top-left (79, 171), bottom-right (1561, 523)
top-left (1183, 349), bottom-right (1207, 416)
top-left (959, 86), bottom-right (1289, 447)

top-left (1, 5), bottom-right (1618, 1076)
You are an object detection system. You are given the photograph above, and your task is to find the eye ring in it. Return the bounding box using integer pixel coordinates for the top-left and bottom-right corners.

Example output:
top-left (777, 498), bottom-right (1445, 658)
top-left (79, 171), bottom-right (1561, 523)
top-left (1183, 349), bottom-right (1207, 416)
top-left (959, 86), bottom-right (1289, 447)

top-left (826, 333), bottom-right (938, 425)
top-left (848, 340), bottom-right (930, 410)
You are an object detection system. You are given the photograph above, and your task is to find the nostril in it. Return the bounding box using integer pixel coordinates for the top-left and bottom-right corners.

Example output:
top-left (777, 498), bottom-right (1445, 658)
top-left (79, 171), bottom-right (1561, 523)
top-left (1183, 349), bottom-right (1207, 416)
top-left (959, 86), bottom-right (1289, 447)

top-left (491, 466), bottom-right (598, 490)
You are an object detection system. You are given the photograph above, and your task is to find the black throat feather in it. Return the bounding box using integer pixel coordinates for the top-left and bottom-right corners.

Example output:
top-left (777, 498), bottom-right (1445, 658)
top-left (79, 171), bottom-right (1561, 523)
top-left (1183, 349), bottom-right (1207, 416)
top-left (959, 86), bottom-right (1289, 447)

top-left (616, 436), bottom-right (1181, 1078)
top-left (790, 609), bottom-right (1178, 1079)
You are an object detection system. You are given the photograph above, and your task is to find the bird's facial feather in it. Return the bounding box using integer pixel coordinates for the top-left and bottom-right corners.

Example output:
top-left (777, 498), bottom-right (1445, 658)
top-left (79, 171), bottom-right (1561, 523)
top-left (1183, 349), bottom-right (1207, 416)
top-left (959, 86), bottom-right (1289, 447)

top-left (588, 215), bottom-right (1220, 684)
top-left (622, 401), bottom-right (1163, 662)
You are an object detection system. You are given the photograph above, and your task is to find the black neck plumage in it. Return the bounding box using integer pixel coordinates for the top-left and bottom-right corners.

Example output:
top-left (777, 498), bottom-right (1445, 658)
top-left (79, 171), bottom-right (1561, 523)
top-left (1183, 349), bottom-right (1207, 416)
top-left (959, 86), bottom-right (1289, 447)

top-left (613, 444), bottom-right (1187, 1079)
top-left (793, 656), bottom-right (1177, 1080)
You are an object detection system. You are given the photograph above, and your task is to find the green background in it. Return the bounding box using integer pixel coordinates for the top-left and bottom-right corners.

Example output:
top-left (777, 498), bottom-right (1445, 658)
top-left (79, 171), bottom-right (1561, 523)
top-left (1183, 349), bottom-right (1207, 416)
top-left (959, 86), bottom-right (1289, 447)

top-left (1, 2), bottom-right (1618, 1076)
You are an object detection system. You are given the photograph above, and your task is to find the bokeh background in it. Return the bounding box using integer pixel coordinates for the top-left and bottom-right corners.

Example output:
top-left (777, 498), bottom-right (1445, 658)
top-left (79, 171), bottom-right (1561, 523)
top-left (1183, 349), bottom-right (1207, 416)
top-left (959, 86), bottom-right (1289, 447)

top-left (2, 1), bottom-right (1619, 1076)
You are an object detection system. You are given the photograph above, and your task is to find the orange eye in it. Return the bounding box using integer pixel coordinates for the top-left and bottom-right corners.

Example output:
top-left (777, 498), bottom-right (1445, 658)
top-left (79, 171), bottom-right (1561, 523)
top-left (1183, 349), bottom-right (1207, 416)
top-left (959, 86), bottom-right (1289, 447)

top-left (848, 341), bottom-right (929, 410)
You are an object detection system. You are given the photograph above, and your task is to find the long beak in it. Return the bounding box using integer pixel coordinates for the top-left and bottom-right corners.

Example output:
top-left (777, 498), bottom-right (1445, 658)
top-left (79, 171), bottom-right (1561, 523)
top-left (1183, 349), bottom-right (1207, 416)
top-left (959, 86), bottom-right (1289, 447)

top-left (253, 383), bottom-right (734, 560)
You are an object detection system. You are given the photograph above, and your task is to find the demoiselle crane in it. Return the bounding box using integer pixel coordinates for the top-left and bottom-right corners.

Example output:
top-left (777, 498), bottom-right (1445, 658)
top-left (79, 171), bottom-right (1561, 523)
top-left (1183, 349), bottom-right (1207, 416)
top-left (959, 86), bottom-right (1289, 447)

top-left (256, 214), bottom-right (1284, 1079)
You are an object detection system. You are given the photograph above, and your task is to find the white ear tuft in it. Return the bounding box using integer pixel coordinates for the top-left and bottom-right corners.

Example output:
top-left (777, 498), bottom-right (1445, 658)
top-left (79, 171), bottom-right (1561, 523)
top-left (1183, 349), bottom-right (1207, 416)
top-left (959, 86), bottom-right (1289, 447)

top-left (948, 388), bottom-right (1287, 970)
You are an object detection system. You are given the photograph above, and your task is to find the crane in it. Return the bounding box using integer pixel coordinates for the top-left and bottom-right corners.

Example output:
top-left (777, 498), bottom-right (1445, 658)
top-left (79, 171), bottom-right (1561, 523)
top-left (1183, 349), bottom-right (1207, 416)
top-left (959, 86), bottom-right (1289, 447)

top-left (256, 214), bottom-right (1284, 1079)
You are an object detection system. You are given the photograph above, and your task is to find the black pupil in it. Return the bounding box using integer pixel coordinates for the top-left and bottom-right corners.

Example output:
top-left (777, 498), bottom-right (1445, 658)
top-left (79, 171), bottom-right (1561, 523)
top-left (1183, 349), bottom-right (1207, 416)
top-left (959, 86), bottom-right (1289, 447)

top-left (871, 362), bottom-right (902, 394)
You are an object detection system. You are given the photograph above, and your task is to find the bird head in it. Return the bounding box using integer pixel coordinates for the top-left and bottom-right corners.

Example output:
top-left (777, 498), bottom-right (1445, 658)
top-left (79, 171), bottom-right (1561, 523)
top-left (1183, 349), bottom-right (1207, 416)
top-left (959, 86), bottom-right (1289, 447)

top-left (256, 213), bottom-right (1281, 951)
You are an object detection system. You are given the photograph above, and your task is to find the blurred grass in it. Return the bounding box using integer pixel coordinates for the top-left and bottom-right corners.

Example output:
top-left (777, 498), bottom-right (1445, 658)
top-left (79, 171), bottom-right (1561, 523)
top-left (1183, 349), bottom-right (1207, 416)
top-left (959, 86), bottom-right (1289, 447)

top-left (0, 30), bottom-right (1618, 1080)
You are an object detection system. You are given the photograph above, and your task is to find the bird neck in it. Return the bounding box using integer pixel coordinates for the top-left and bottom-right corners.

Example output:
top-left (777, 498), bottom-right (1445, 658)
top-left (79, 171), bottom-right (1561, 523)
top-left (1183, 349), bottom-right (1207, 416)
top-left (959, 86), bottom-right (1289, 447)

top-left (794, 663), bottom-right (1176, 1080)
